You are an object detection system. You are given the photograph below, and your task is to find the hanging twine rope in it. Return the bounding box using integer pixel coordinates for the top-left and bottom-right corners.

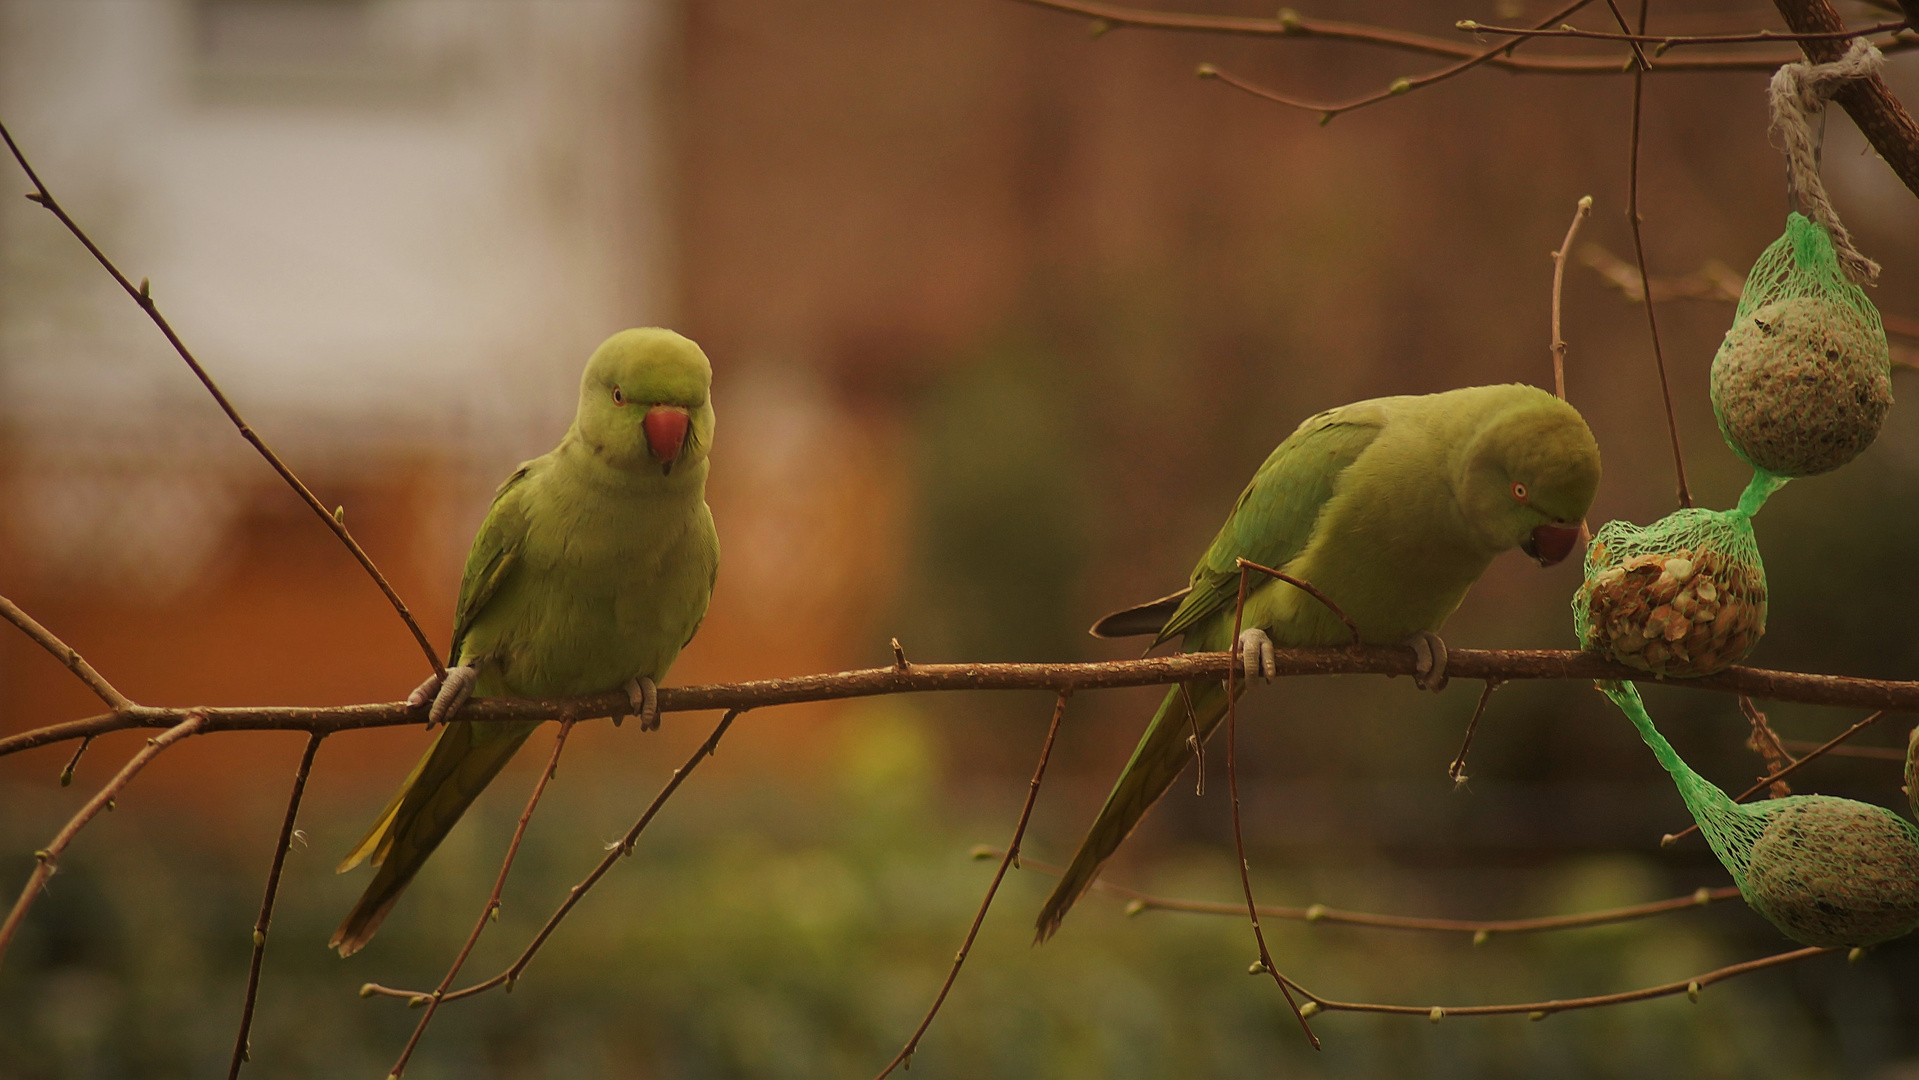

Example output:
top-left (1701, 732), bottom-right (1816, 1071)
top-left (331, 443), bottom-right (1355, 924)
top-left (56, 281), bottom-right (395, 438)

top-left (1768, 38), bottom-right (1884, 285)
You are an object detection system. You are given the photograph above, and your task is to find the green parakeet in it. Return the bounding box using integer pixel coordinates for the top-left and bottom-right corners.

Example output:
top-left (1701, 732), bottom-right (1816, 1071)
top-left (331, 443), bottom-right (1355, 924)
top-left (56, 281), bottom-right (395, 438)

top-left (1035, 384), bottom-right (1600, 941)
top-left (330, 328), bottom-right (720, 958)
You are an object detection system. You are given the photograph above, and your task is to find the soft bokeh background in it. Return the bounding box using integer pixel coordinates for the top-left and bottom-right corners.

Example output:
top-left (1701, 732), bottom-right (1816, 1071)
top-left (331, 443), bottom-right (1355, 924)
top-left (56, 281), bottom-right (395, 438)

top-left (4, 1), bottom-right (1919, 1076)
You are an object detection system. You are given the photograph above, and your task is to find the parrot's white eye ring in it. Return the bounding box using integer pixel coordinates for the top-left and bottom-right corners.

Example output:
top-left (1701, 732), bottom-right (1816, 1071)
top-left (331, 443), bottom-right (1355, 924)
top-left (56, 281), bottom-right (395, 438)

top-left (1511, 482), bottom-right (1529, 502)
top-left (611, 386), bottom-right (626, 406)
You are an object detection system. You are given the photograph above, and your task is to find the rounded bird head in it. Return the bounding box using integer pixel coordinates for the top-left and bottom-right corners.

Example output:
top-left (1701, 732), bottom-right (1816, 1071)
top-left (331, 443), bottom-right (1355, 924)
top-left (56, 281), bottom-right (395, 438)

top-left (1457, 388), bottom-right (1602, 567)
top-left (574, 328), bottom-right (715, 476)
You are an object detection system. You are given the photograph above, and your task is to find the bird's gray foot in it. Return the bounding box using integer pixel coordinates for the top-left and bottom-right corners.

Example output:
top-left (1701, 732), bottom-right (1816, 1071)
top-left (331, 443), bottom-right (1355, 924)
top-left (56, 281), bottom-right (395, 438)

top-left (1237, 628), bottom-right (1277, 683)
top-left (406, 671), bottom-right (441, 709)
top-left (422, 665), bottom-right (479, 728)
top-left (1407, 631), bottom-right (1449, 693)
top-left (624, 676), bottom-right (659, 731)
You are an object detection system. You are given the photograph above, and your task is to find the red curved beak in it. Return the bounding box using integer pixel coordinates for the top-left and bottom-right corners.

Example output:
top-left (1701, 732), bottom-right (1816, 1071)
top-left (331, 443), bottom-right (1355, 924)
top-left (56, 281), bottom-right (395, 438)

top-left (1523, 522), bottom-right (1584, 567)
top-left (642, 407), bottom-right (690, 469)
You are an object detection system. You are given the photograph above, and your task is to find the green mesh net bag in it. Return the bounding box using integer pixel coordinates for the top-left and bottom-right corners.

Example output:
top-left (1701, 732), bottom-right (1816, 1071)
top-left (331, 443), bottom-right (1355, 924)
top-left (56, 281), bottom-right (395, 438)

top-left (1604, 681), bottom-right (1919, 948)
top-left (1710, 213), bottom-right (1892, 478)
top-left (1574, 473), bottom-right (1786, 678)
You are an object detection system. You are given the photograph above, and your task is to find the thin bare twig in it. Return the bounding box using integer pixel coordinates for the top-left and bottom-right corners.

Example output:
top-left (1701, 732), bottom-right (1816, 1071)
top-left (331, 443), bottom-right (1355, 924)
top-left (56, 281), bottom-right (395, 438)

top-left (362, 709), bottom-right (742, 1008)
top-left (873, 691), bottom-right (1071, 1079)
top-left (1012, 0), bottom-right (1918, 72)
top-left (1458, 19), bottom-right (1910, 47)
top-left (1290, 946), bottom-right (1837, 1020)
top-left (1580, 243), bottom-right (1745, 302)
top-left (1664, 710), bottom-right (1889, 846)
top-left (1739, 696), bottom-right (1797, 798)
top-left (987, 848), bottom-right (1745, 937)
top-left (11, 651), bottom-right (1919, 757)
top-left (0, 120), bottom-right (445, 679)
top-left (1228, 565), bottom-right (1319, 1048)
top-left (57, 736), bottom-right (94, 787)
top-left (388, 721), bottom-right (575, 1077)
top-left (1779, 738), bottom-right (1903, 761)
top-left (1197, 0), bottom-right (1601, 124)
top-left (1550, 196), bottom-right (1595, 399)
top-left (1615, 0), bottom-right (1691, 509)
top-left (1235, 558), bottom-right (1360, 645)
top-left (1447, 681), bottom-right (1502, 788)
top-left (0, 594), bottom-right (131, 711)
top-left (0, 713), bottom-right (206, 968)
top-left (227, 733), bottom-right (324, 1080)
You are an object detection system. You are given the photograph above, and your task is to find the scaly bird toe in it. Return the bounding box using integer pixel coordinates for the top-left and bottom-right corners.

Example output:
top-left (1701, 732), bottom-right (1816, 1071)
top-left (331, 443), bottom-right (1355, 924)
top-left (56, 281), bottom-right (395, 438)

top-left (426, 665), bottom-right (479, 728)
top-left (625, 676), bottom-right (659, 731)
top-left (406, 671), bottom-right (442, 709)
top-left (1407, 631), bottom-right (1450, 693)
top-left (1237, 628), bottom-right (1277, 683)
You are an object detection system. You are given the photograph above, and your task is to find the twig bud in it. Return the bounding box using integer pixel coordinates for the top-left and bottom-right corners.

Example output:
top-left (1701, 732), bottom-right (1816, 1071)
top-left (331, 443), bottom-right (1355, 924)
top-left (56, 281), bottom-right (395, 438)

top-left (1298, 1001), bottom-right (1320, 1018)
top-left (25, 191), bottom-right (47, 205)
top-left (1388, 78), bottom-right (1412, 95)
top-left (359, 983), bottom-right (377, 998)
top-left (1455, 20), bottom-right (1478, 30)
top-left (968, 845), bottom-right (995, 860)
top-left (1195, 63), bottom-right (1218, 79)
top-left (1686, 980), bottom-right (1701, 1003)
top-left (253, 929), bottom-right (266, 946)
top-left (1428, 1006), bottom-right (1443, 1023)
top-left (1124, 899), bottom-right (1146, 917)
top-left (1088, 18), bottom-right (1110, 37)
top-left (407, 994), bottom-right (430, 1009)
top-left (1692, 887), bottom-right (1712, 905)
top-left (333, 505), bottom-right (347, 526)
top-left (1660, 833), bottom-right (1679, 848)
top-left (138, 278), bottom-right (150, 300)
top-left (1276, 8), bottom-right (1302, 32)
top-left (58, 766), bottom-right (74, 787)
top-left (1304, 903), bottom-right (1326, 922)
top-left (1849, 947), bottom-right (1867, 964)
top-left (1247, 960), bottom-right (1267, 975)
top-left (1472, 929), bottom-right (1490, 947)
top-left (1530, 1010), bottom-right (1549, 1022)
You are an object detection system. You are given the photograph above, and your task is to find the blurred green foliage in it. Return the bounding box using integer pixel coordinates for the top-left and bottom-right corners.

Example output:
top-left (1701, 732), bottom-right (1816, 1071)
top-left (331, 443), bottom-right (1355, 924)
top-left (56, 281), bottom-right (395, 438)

top-left (3, 700), bottom-right (1911, 1078)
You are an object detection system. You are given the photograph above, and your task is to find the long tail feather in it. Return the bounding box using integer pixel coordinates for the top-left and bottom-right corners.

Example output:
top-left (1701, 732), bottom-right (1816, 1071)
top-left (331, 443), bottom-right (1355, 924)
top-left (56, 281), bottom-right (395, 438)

top-left (330, 720), bottom-right (540, 957)
top-left (1035, 679), bottom-right (1231, 941)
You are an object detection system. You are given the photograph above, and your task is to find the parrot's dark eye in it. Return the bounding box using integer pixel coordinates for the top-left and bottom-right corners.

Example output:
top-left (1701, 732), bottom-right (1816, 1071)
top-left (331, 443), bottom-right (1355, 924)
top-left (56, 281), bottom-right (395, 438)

top-left (1512, 482), bottom-right (1529, 502)
top-left (611, 386), bottom-right (626, 406)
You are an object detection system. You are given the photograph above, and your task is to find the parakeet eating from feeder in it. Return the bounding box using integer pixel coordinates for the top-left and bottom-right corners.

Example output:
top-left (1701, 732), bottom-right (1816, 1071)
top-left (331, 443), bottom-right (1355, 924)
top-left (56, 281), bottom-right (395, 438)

top-left (330, 328), bottom-right (721, 957)
top-left (1035, 383), bottom-right (1601, 941)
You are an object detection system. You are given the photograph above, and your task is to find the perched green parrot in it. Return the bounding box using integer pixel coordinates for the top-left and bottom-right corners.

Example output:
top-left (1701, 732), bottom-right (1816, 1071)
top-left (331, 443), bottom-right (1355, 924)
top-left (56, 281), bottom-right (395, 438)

top-left (330, 328), bottom-right (720, 957)
top-left (1034, 384), bottom-right (1600, 941)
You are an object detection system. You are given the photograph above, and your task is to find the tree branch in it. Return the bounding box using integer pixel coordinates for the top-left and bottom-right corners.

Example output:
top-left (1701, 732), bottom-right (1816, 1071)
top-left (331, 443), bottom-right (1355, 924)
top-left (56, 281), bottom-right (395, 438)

top-left (0, 594), bottom-right (132, 711)
top-left (361, 709), bottom-right (742, 1008)
top-left (227, 733), bottom-right (324, 1080)
top-left (873, 691), bottom-right (1071, 1079)
top-left (0, 713), bottom-right (206, 969)
top-left (1773, 0), bottom-right (1919, 198)
top-left (988, 848), bottom-right (1746, 938)
top-left (1012, 0), bottom-right (1917, 73)
top-left (0, 119), bottom-right (446, 679)
top-left (1290, 946), bottom-right (1838, 1021)
top-left (388, 722), bottom-right (575, 1078)
top-left (6, 649), bottom-right (1919, 758)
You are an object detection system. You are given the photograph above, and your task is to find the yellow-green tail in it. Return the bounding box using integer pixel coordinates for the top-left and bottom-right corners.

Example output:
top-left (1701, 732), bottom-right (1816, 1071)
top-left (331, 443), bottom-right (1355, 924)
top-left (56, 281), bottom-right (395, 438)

top-left (1035, 678), bottom-right (1231, 941)
top-left (330, 719), bottom-right (540, 957)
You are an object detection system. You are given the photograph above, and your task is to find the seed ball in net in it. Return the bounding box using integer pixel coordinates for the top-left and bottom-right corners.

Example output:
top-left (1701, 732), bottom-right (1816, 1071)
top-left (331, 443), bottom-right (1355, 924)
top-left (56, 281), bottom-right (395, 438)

top-left (1577, 542), bottom-right (1765, 678)
top-left (1711, 296), bottom-right (1892, 477)
top-left (1744, 799), bottom-right (1919, 947)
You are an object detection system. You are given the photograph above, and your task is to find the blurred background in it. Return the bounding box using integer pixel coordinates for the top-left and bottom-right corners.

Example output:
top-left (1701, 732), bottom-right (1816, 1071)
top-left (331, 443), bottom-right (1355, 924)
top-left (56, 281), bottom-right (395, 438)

top-left (3, 0), bottom-right (1919, 1076)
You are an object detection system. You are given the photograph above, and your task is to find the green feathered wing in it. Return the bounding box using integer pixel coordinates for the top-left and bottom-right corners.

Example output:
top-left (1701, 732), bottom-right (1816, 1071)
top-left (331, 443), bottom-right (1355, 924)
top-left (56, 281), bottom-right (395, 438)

top-left (1035, 407), bottom-right (1382, 941)
top-left (330, 468), bottom-right (539, 957)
